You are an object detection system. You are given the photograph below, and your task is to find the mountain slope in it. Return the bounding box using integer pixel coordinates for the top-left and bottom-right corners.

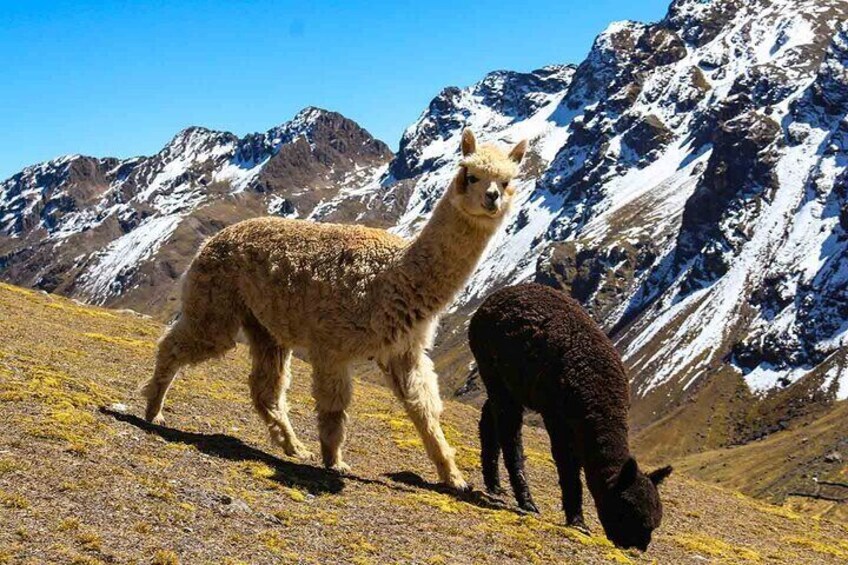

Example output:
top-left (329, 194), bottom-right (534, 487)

top-left (2, 282), bottom-right (847, 564)
top-left (673, 400), bottom-right (848, 524)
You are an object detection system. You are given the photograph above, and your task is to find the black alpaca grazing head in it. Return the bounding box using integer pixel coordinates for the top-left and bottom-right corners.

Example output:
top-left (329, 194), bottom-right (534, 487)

top-left (597, 458), bottom-right (673, 551)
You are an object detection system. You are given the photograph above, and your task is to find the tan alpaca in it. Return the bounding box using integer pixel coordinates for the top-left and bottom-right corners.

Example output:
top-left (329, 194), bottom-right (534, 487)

top-left (141, 129), bottom-right (527, 490)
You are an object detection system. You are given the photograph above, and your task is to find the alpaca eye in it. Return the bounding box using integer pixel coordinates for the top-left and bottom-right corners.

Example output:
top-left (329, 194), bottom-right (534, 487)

top-left (501, 181), bottom-right (509, 189)
top-left (467, 174), bottom-right (479, 184)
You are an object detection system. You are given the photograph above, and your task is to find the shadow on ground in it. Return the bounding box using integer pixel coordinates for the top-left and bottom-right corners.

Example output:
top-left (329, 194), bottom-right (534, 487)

top-left (101, 408), bottom-right (523, 512)
top-left (101, 407), bottom-right (345, 495)
top-left (385, 470), bottom-right (520, 513)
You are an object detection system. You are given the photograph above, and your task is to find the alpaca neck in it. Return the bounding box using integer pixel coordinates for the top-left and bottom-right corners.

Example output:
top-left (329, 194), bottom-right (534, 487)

top-left (380, 189), bottom-right (501, 324)
top-left (580, 414), bottom-right (633, 499)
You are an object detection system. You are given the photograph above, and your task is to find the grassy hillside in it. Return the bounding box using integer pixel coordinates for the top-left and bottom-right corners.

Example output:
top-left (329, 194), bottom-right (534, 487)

top-left (672, 401), bottom-right (848, 524)
top-left (632, 367), bottom-right (848, 524)
top-left (1, 283), bottom-right (846, 564)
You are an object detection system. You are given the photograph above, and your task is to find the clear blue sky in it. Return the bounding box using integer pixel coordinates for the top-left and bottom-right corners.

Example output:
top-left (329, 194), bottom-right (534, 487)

top-left (0, 0), bottom-right (670, 179)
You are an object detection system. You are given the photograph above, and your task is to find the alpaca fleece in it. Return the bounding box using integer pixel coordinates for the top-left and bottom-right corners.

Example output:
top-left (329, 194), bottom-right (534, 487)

top-left (469, 283), bottom-right (671, 550)
top-left (141, 129), bottom-right (527, 491)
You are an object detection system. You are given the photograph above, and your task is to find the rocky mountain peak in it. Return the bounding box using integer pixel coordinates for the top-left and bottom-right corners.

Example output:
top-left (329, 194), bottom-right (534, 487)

top-left (390, 65), bottom-right (576, 181)
top-left (164, 126), bottom-right (236, 155)
top-left (288, 105), bottom-right (333, 129)
top-left (664, 0), bottom-right (746, 45)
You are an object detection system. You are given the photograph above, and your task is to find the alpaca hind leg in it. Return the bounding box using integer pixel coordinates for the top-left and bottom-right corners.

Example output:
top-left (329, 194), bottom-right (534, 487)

top-left (382, 350), bottom-right (468, 491)
top-left (311, 358), bottom-right (353, 473)
top-left (244, 315), bottom-right (311, 460)
top-left (141, 326), bottom-right (183, 425)
top-left (479, 398), bottom-right (504, 495)
top-left (543, 412), bottom-right (586, 531)
top-left (497, 400), bottom-right (537, 513)
top-left (141, 316), bottom-right (237, 425)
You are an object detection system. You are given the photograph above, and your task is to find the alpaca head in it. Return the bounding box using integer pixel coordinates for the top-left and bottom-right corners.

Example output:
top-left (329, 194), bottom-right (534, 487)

top-left (450, 129), bottom-right (527, 222)
top-left (597, 457), bottom-right (672, 551)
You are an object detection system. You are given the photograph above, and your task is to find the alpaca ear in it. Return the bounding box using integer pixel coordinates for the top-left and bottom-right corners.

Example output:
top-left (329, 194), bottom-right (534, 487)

top-left (455, 168), bottom-right (469, 193)
top-left (648, 465), bottom-right (673, 486)
top-left (620, 457), bottom-right (639, 483)
top-left (609, 457), bottom-right (639, 490)
top-left (461, 129), bottom-right (477, 156)
top-left (509, 139), bottom-right (528, 164)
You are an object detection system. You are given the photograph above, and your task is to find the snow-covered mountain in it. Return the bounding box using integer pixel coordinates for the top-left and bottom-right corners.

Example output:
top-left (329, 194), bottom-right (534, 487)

top-left (389, 0), bottom-right (848, 419)
top-left (2, 0), bottom-right (846, 458)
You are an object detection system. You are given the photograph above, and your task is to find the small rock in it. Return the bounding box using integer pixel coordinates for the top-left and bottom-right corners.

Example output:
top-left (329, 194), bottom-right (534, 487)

top-left (109, 403), bottom-right (129, 413)
top-left (231, 499), bottom-right (251, 513)
top-left (824, 451), bottom-right (842, 463)
top-left (219, 494), bottom-right (251, 516)
top-left (267, 513), bottom-right (285, 525)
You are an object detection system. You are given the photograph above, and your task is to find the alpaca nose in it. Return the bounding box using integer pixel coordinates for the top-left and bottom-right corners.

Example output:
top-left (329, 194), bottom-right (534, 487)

top-left (485, 189), bottom-right (500, 206)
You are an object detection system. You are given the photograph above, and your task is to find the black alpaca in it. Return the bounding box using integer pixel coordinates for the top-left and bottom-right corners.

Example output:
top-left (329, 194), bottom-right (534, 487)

top-left (469, 283), bottom-right (672, 551)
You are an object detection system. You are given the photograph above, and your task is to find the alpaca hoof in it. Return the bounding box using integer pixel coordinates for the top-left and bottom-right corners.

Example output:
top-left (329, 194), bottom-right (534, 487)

top-left (485, 485), bottom-right (507, 496)
top-left (519, 501), bottom-right (540, 514)
top-left (147, 412), bottom-right (165, 426)
top-left (327, 461), bottom-right (352, 475)
top-left (440, 467), bottom-right (470, 493)
top-left (567, 519), bottom-right (590, 535)
top-left (291, 448), bottom-right (315, 461)
top-left (447, 478), bottom-right (471, 493)
top-left (284, 442), bottom-right (314, 461)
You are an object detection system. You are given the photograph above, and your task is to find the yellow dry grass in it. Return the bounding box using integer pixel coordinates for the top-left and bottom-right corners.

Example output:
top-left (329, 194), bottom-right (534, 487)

top-left (0, 283), bottom-right (844, 564)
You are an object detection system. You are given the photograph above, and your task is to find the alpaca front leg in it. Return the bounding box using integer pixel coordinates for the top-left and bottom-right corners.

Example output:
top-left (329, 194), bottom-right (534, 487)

top-left (383, 351), bottom-right (468, 491)
top-left (311, 361), bottom-right (353, 474)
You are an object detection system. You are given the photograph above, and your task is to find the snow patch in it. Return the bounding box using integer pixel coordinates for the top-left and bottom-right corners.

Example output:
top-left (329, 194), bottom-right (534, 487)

top-left (79, 214), bottom-right (183, 303)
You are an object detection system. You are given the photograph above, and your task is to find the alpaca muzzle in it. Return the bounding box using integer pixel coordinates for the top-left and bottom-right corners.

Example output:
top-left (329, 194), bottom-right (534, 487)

top-left (484, 189), bottom-right (500, 212)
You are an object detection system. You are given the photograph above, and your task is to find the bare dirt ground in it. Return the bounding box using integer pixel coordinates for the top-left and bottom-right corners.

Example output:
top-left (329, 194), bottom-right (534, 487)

top-left (1, 283), bottom-right (846, 564)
